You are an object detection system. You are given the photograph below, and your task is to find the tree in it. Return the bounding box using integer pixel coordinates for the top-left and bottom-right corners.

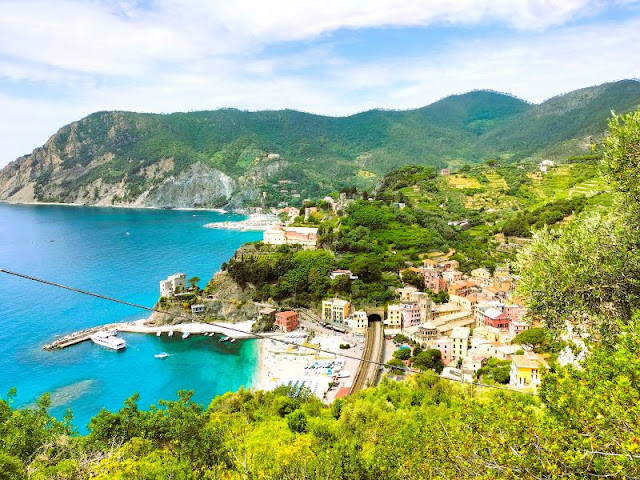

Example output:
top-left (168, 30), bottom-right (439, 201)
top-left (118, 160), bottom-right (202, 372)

top-left (412, 349), bottom-right (444, 373)
top-left (604, 109), bottom-right (640, 209)
top-left (518, 109), bottom-right (640, 338)
top-left (386, 358), bottom-right (406, 375)
top-left (188, 276), bottom-right (200, 291)
top-left (393, 348), bottom-right (411, 361)
top-left (286, 410), bottom-right (308, 434)
top-left (476, 358), bottom-right (511, 384)
top-left (512, 328), bottom-right (549, 352)
top-left (401, 269), bottom-right (425, 290)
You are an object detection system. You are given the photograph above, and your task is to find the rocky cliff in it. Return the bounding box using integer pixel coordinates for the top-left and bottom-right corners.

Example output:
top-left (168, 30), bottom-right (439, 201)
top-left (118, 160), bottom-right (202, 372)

top-left (0, 111), bottom-right (286, 208)
top-left (147, 271), bottom-right (260, 325)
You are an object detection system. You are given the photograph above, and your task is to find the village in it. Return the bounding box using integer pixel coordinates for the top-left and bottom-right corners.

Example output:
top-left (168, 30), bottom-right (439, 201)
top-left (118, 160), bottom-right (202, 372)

top-left (154, 209), bottom-right (578, 404)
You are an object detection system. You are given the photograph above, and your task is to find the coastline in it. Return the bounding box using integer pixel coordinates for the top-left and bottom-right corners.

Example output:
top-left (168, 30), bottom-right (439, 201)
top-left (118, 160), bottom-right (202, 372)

top-left (0, 199), bottom-right (241, 214)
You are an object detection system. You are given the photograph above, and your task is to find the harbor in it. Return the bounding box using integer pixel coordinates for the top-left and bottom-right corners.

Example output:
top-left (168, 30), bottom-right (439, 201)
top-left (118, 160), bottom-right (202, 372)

top-left (42, 319), bottom-right (258, 350)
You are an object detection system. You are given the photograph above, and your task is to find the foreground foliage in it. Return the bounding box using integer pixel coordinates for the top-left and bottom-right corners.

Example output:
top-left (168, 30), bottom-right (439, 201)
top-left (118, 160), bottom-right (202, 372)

top-left (2, 317), bottom-right (640, 478)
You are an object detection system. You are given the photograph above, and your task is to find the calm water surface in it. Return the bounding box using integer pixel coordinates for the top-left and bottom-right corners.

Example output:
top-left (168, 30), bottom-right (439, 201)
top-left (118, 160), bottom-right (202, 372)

top-left (0, 203), bottom-right (261, 431)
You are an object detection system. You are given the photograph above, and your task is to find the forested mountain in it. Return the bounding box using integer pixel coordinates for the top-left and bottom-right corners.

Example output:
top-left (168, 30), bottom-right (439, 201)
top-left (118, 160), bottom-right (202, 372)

top-left (0, 80), bottom-right (638, 208)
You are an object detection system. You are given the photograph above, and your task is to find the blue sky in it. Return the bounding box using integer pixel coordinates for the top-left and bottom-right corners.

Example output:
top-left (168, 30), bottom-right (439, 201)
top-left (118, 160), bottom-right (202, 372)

top-left (1, 0), bottom-right (639, 167)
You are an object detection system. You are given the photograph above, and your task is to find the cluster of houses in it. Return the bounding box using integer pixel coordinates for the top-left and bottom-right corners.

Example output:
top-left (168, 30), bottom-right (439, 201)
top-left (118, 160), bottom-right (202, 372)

top-left (318, 260), bottom-right (549, 390)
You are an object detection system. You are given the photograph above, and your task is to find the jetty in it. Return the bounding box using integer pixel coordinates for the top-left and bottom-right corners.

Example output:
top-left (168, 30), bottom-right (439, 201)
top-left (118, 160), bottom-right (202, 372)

top-left (43, 319), bottom-right (258, 350)
top-left (43, 322), bottom-right (125, 350)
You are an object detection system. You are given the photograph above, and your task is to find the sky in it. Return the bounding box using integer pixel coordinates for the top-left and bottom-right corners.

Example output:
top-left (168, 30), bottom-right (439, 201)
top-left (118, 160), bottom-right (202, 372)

top-left (1, 0), bottom-right (640, 167)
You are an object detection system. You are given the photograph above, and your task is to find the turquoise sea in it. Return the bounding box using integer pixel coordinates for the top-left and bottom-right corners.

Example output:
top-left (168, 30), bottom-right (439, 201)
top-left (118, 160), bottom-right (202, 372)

top-left (0, 203), bottom-right (262, 431)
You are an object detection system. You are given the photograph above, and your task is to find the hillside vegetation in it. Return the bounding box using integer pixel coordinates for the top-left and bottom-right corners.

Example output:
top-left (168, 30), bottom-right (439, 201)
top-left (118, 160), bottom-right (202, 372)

top-left (1, 110), bottom-right (640, 479)
top-left (0, 80), bottom-right (638, 208)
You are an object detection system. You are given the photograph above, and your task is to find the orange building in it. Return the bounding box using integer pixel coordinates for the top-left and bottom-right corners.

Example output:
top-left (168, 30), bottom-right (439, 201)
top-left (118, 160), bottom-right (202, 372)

top-left (275, 311), bottom-right (300, 332)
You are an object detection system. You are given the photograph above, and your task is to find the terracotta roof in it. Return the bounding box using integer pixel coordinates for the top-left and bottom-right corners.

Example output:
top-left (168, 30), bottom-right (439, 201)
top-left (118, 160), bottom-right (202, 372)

top-left (334, 387), bottom-right (351, 399)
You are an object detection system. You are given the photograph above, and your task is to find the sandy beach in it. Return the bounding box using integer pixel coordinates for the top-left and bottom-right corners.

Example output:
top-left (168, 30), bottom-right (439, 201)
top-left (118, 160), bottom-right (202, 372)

top-left (253, 329), bottom-right (365, 402)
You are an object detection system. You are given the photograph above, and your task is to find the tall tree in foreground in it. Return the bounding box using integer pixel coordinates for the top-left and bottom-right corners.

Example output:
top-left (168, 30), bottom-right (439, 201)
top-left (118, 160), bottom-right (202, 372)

top-left (517, 109), bottom-right (640, 339)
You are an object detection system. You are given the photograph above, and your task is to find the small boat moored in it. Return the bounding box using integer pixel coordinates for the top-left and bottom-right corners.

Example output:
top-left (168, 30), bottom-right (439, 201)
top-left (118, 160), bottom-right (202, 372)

top-left (219, 336), bottom-right (229, 343)
top-left (90, 330), bottom-right (126, 351)
top-left (182, 331), bottom-right (190, 339)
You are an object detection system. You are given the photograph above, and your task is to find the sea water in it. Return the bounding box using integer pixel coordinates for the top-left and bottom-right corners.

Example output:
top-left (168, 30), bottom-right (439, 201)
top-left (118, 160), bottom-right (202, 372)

top-left (0, 203), bottom-right (262, 431)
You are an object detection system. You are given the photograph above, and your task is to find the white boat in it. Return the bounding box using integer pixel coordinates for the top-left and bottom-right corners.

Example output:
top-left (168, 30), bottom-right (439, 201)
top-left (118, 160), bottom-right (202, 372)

top-left (90, 330), bottom-right (126, 351)
top-left (154, 352), bottom-right (169, 359)
top-left (182, 331), bottom-right (190, 339)
top-left (229, 338), bottom-right (236, 343)
top-left (156, 331), bottom-right (161, 337)
top-left (168, 330), bottom-right (174, 337)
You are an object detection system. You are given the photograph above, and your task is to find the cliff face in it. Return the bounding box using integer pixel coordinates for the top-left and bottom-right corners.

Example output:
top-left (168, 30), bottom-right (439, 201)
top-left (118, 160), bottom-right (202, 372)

top-left (0, 111), bottom-right (285, 208)
top-left (147, 271), bottom-right (260, 325)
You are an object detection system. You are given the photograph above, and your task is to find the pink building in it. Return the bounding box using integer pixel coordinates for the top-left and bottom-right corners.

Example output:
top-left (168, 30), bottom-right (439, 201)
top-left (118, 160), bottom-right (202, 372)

top-left (434, 337), bottom-right (452, 365)
top-left (484, 310), bottom-right (511, 331)
top-left (423, 268), bottom-right (446, 294)
top-left (504, 305), bottom-right (527, 322)
top-left (401, 303), bottom-right (422, 328)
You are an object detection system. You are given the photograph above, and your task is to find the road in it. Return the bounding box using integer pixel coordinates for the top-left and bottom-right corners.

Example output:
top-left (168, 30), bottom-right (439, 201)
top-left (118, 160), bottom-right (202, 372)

top-left (350, 320), bottom-right (384, 394)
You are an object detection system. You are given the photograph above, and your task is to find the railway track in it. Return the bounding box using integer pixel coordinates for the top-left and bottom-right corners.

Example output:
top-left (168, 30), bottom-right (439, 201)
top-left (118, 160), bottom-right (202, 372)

top-left (350, 321), bottom-right (383, 394)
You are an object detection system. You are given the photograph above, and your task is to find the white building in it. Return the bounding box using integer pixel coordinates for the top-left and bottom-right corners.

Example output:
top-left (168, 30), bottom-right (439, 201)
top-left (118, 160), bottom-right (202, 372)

top-left (191, 304), bottom-right (205, 314)
top-left (450, 326), bottom-right (471, 362)
top-left (263, 226), bottom-right (318, 249)
top-left (160, 273), bottom-right (186, 298)
top-left (396, 286), bottom-right (418, 302)
top-left (263, 227), bottom-right (287, 245)
top-left (345, 310), bottom-right (369, 332)
top-left (330, 270), bottom-right (358, 280)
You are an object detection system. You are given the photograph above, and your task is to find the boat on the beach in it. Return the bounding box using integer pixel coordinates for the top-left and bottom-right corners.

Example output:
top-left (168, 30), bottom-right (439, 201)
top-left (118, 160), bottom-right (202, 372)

top-left (90, 330), bottom-right (126, 351)
top-left (154, 352), bottom-right (169, 359)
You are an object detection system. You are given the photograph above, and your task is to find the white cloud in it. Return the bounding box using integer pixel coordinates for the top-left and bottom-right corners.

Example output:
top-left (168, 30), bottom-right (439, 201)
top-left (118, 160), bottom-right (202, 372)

top-left (0, 0), bottom-right (639, 166)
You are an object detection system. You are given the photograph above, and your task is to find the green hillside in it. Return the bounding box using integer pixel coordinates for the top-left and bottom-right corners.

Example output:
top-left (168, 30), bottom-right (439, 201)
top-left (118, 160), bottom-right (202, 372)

top-left (480, 79), bottom-right (640, 158)
top-left (1, 80), bottom-right (638, 208)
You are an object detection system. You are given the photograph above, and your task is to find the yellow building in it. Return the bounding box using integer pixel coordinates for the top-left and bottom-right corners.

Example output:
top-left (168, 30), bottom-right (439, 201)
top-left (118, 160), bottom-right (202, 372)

top-left (510, 351), bottom-right (549, 389)
top-left (322, 298), bottom-right (351, 325)
top-left (386, 304), bottom-right (403, 329)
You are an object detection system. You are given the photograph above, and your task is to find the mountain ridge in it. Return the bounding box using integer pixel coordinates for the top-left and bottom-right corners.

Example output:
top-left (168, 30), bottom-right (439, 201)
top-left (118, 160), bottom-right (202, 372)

top-left (1, 80), bottom-right (638, 209)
